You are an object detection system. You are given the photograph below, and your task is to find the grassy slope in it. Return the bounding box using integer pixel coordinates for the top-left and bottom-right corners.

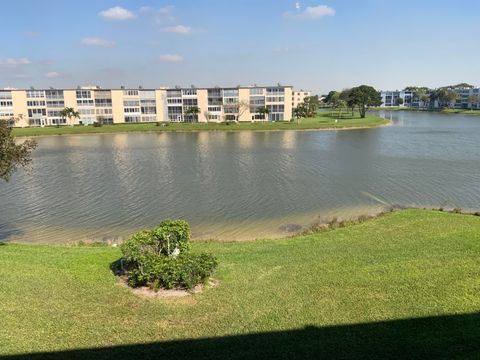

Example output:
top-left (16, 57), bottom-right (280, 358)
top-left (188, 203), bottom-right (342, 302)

top-left (1, 210), bottom-right (480, 358)
top-left (11, 113), bottom-right (388, 137)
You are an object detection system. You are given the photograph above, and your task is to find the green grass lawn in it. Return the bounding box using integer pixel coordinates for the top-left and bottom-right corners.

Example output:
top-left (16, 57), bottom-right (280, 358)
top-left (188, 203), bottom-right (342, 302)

top-left (1, 210), bottom-right (480, 359)
top-left (11, 113), bottom-right (389, 137)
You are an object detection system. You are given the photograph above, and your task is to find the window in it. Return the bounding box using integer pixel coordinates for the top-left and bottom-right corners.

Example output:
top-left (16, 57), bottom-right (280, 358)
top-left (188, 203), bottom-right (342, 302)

top-left (26, 90), bottom-right (45, 98)
top-left (141, 106), bottom-right (156, 114)
top-left (250, 96), bottom-right (265, 105)
top-left (124, 107), bottom-right (140, 113)
top-left (46, 100), bottom-right (64, 108)
top-left (45, 90), bottom-right (64, 99)
top-left (96, 108), bottom-right (113, 115)
top-left (183, 99), bottom-right (198, 106)
top-left (167, 90), bottom-right (182, 98)
top-left (208, 89), bottom-right (222, 96)
top-left (0, 110), bottom-right (14, 117)
top-left (208, 106), bottom-right (222, 112)
top-left (266, 87), bottom-right (284, 95)
top-left (141, 115), bottom-right (157, 122)
top-left (223, 97), bottom-right (238, 104)
top-left (0, 100), bottom-right (13, 107)
top-left (266, 97), bottom-right (284, 103)
top-left (95, 99), bottom-right (112, 107)
top-left (167, 98), bottom-right (182, 104)
top-left (27, 100), bottom-right (45, 107)
top-left (123, 100), bottom-right (140, 107)
top-left (249, 88), bottom-right (263, 95)
top-left (182, 89), bottom-right (197, 96)
top-left (47, 110), bottom-right (61, 117)
top-left (28, 108), bottom-right (47, 117)
top-left (77, 99), bottom-right (94, 106)
top-left (76, 90), bottom-right (91, 99)
top-left (223, 89), bottom-right (239, 97)
top-left (139, 90), bottom-right (155, 99)
top-left (208, 97), bottom-right (222, 105)
top-left (267, 105), bottom-right (284, 113)
top-left (0, 92), bottom-right (12, 99)
top-left (79, 109), bottom-right (95, 115)
top-left (140, 99), bottom-right (156, 106)
top-left (123, 90), bottom-right (139, 96)
top-left (125, 116), bottom-right (141, 123)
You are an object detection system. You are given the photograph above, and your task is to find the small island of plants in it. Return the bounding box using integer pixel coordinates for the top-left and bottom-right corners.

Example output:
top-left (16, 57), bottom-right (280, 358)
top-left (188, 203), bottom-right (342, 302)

top-left (113, 220), bottom-right (218, 292)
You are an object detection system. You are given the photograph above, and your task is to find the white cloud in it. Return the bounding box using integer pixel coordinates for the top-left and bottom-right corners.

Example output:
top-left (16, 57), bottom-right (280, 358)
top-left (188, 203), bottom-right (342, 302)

top-left (155, 6), bottom-right (176, 24)
top-left (98, 6), bottom-right (136, 20)
top-left (44, 71), bottom-right (61, 78)
top-left (159, 54), bottom-right (184, 63)
top-left (285, 5), bottom-right (335, 20)
top-left (162, 25), bottom-right (192, 34)
top-left (80, 38), bottom-right (115, 47)
top-left (0, 57), bottom-right (31, 66)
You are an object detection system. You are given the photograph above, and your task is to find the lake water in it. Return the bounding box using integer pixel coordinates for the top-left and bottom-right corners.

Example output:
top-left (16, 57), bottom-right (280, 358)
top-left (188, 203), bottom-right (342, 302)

top-left (1, 111), bottom-right (480, 243)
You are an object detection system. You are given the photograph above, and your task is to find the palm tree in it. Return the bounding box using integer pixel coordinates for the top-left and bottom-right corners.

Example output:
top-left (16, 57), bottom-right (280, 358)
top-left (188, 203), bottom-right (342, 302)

top-left (185, 106), bottom-right (200, 123)
top-left (60, 107), bottom-right (80, 126)
top-left (257, 107), bottom-right (270, 121)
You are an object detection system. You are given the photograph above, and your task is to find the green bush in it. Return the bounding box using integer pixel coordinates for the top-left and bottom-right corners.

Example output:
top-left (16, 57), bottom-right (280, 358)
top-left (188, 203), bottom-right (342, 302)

top-left (119, 220), bottom-right (218, 290)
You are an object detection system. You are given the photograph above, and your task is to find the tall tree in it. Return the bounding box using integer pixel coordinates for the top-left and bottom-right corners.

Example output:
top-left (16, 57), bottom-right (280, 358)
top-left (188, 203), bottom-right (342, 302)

top-left (396, 97), bottom-right (404, 106)
top-left (0, 118), bottom-right (37, 182)
top-left (303, 96), bottom-right (320, 117)
top-left (349, 85), bottom-right (383, 118)
top-left (340, 88), bottom-right (356, 116)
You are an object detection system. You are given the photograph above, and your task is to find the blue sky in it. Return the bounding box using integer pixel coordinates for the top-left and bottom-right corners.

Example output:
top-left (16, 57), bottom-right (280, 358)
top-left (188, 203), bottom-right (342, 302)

top-left (1, 0), bottom-right (479, 94)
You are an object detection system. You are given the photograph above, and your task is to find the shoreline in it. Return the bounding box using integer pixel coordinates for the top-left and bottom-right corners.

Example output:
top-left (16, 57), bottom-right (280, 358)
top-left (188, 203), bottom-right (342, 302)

top-left (12, 119), bottom-right (391, 138)
top-left (3, 205), bottom-right (478, 246)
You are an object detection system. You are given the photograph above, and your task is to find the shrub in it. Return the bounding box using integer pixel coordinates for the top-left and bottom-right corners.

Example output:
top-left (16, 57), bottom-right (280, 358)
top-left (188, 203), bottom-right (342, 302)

top-left (119, 220), bottom-right (218, 291)
top-left (93, 122), bottom-right (103, 127)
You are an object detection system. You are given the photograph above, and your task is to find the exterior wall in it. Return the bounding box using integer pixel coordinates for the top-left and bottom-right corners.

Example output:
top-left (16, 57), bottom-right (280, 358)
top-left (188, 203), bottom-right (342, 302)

top-left (110, 90), bottom-right (124, 124)
top-left (292, 90), bottom-right (311, 109)
top-left (238, 88), bottom-right (251, 122)
top-left (284, 87), bottom-right (293, 120)
top-left (197, 89), bottom-right (208, 123)
top-left (11, 90), bottom-right (28, 127)
top-left (155, 89), bottom-right (167, 122)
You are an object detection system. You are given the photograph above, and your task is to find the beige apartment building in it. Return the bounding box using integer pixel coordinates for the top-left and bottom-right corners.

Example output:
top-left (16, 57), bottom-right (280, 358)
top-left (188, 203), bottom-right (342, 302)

top-left (0, 85), bottom-right (310, 127)
top-left (292, 90), bottom-right (312, 109)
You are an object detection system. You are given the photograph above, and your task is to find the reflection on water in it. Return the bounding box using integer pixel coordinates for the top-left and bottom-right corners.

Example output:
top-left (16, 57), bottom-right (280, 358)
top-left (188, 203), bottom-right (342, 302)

top-left (1, 111), bottom-right (480, 243)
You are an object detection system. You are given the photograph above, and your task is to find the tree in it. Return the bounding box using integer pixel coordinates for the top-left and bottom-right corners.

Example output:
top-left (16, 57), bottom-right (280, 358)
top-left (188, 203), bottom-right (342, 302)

top-left (292, 106), bottom-right (305, 123)
top-left (60, 107), bottom-right (80, 126)
top-left (438, 90), bottom-right (458, 109)
top-left (0, 118), bottom-right (37, 182)
top-left (396, 97), bottom-right (404, 106)
top-left (332, 99), bottom-right (347, 119)
top-left (185, 106), bottom-right (200, 122)
top-left (236, 100), bottom-right (250, 122)
top-left (349, 85), bottom-right (383, 118)
top-left (420, 93), bottom-right (430, 109)
top-left (303, 96), bottom-right (320, 117)
top-left (467, 95), bottom-right (479, 110)
top-left (340, 88), bottom-right (356, 116)
top-left (324, 91), bottom-right (339, 105)
top-left (257, 107), bottom-right (270, 121)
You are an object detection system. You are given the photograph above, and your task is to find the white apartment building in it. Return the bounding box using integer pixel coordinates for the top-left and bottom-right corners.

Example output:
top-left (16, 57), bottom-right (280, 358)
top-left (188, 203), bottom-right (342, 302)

top-left (0, 85), bottom-right (308, 127)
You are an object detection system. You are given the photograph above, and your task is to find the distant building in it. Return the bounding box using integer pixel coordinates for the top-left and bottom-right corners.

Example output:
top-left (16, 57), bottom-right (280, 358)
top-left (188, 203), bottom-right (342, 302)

top-left (379, 86), bottom-right (480, 109)
top-left (292, 90), bottom-right (311, 109)
top-left (0, 85), bottom-right (308, 127)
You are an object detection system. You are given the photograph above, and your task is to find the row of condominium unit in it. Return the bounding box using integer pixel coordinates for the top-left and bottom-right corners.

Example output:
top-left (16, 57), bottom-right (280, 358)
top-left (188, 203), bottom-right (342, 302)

top-left (0, 85), bottom-right (311, 127)
top-left (380, 87), bottom-right (480, 108)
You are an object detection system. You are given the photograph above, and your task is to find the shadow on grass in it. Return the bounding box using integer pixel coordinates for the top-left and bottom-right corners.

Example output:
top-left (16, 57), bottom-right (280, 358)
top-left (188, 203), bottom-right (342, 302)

top-left (3, 312), bottom-right (480, 359)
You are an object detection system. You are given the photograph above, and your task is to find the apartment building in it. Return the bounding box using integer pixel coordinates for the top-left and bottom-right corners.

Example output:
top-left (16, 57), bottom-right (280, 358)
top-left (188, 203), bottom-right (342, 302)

top-left (0, 85), bottom-right (298, 127)
top-left (292, 90), bottom-right (311, 109)
top-left (379, 87), bottom-right (480, 109)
